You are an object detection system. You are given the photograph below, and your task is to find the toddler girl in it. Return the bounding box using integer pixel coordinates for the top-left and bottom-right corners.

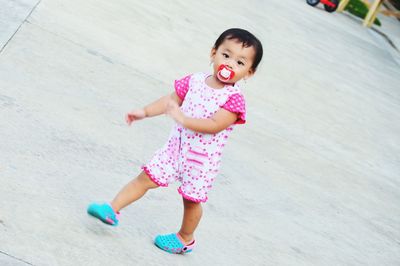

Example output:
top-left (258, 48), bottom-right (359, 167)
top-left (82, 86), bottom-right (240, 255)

top-left (88, 28), bottom-right (263, 254)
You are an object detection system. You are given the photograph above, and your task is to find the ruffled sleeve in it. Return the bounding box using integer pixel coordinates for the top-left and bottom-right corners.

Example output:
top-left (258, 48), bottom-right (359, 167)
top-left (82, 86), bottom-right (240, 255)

top-left (221, 93), bottom-right (246, 124)
top-left (174, 74), bottom-right (192, 101)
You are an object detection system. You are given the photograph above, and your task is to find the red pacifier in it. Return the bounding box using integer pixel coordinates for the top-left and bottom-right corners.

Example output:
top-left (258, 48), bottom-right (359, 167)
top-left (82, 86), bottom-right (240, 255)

top-left (217, 64), bottom-right (235, 83)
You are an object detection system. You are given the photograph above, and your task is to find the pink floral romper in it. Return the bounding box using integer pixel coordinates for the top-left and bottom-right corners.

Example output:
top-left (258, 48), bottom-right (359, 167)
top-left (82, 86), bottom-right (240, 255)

top-left (142, 72), bottom-right (246, 203)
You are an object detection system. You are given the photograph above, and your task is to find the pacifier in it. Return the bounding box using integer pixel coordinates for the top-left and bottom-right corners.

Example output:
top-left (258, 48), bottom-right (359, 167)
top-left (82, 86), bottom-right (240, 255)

top-left (217, 64), bottom-right (235, 83)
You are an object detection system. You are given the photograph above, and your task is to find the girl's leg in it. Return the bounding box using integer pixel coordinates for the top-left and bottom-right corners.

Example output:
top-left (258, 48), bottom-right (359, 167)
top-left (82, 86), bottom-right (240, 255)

top-left (111, 171), bottom-right (159, 212)
top-left (178, 197), bottom-right (203, 244)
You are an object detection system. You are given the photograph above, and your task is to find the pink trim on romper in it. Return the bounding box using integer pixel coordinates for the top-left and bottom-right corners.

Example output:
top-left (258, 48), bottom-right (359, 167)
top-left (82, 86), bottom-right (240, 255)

top-left (141, 165), bottom-right (168, 187)
top-left (186, 158), bottom-right (204, 165)
top-left (221, 93), bottom-right (246, 124)
top-left (175, 75), bottom-right (191, 100)
top-left (177, 187), bottom-right (207, 203)
top-left (188, 149), bottom-right (208, 157)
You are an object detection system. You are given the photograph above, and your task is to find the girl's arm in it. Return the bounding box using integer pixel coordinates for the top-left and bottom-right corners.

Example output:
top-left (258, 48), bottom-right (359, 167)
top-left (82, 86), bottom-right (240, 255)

top-left (144, 92), bottom-right (182, 118)
top-left (166, 100), bottom-right (237, 134)
top-left (126, 92), bottom-right (182, 125)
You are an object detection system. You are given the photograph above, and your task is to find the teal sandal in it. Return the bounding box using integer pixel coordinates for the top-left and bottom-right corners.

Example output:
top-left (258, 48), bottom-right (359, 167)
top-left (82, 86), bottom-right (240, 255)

top-left (154, 233), bottom-right (195, 254)
top-left (87, 203), bottom-right (120, 226)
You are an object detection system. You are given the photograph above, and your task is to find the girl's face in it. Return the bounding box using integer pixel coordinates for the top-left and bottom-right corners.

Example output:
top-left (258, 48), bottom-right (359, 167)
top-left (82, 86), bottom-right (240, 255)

top-left (210, 38), bottom-right (256, 84)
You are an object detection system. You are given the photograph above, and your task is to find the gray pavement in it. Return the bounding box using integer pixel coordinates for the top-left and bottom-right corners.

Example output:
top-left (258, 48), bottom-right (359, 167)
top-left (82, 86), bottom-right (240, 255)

top-left (1, 0), bottom-right (400, 265)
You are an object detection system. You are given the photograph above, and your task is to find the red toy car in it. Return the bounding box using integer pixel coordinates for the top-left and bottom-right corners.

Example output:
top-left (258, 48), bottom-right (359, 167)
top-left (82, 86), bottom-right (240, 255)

top-left (307, 0), bottom-right (339, 13)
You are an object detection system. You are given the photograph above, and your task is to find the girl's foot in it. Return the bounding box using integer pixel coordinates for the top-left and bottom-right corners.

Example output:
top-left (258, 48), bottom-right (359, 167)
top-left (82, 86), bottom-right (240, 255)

top-left (154, 233), bottom-right (195, 254)
top-left (87, 203), bottom-right (120, 226)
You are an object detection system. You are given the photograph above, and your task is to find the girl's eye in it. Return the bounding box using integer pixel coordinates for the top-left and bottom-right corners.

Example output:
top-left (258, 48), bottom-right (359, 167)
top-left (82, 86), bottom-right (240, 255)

top-left (238, 61), bottom-right (245, 66)
top-left (222, 53), bottom-right (229, 58)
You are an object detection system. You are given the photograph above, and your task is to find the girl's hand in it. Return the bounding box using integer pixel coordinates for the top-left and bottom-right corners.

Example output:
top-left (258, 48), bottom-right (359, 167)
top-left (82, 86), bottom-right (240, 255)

top-left (166, 99), bottom-right (185, 125)
top-left (125, 108), bottom-right (146, 126)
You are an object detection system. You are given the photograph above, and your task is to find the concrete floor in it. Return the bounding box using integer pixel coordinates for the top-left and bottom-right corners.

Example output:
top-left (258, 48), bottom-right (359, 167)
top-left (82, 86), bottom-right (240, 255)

top-left (1, 0), bottom-right (399, 265)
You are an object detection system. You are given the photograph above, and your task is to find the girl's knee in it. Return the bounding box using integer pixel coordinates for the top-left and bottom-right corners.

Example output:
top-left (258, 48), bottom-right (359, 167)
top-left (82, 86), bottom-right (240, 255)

top-left (137, 171), bottom-right (159, 189)
top-left (183, 197), bottom-right (202, 207)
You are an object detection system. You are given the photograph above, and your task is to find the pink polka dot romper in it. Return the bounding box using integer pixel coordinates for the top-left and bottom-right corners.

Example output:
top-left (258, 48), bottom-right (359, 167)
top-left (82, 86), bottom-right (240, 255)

top-left (142, 72), bottom-right (246, 203)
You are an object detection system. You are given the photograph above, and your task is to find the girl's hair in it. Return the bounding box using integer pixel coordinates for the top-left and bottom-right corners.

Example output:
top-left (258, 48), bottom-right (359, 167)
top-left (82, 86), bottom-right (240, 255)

top-left (213, 28), bottom-right (263, 71)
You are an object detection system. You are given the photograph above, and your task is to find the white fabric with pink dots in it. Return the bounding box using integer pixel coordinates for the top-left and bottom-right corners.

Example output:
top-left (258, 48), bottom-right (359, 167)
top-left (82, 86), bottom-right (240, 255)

top-left (143, 72), bottom-right (246, 202)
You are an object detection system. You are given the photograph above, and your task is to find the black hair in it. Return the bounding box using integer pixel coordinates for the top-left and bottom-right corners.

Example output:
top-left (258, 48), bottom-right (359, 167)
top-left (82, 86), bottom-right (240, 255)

top-left (213, 28), bottom-right (263, 71)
